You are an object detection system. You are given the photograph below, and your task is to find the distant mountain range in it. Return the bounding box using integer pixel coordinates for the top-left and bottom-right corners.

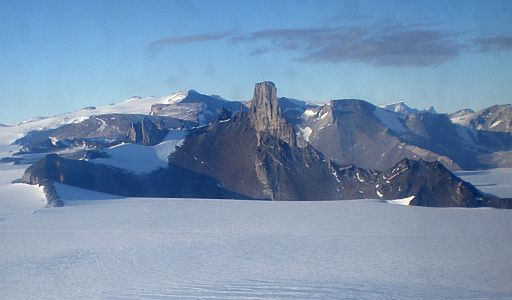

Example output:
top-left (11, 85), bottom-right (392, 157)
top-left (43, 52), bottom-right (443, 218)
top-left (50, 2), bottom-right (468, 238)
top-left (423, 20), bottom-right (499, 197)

top-left (1, 82), bottom-right (511, 208)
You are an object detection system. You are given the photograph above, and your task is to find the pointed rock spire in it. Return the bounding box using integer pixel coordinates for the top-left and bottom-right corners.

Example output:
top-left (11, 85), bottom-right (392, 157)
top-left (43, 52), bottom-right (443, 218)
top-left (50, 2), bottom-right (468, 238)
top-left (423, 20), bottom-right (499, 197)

top-left (249, 81), bottom-right (302, 147)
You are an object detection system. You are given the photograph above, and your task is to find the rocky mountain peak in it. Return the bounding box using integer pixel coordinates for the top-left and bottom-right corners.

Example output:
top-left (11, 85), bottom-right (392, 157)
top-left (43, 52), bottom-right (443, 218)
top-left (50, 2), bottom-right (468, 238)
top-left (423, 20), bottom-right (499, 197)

top-left (249, 81), bottom-right (303, 147)
top-left (249, 81), bottom-right (281, 131)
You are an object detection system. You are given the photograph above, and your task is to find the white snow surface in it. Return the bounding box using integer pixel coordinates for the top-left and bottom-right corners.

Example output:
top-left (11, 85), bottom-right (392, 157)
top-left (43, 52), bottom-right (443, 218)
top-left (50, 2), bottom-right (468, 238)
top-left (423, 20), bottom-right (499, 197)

top-left (1, 164), bottom-right (512, 298)
top-left (386, 195), bottom-right (415, 206)
top-left (303, 109), bottom-right (317, 117)
top-left (300, 126), bottom-right (313, 142)
top-left (450, 110), bottom-right (476, 126)
top-left (456, 168), bottom-right (512, 198)
top-left (379, 101), bottom-right (436, 115)
top-left (491, 120), bottom-right (503, 128)
top-left (373, 107), bottom-right (408, 133)
top-left (89, 130), bottom-right (187, 174)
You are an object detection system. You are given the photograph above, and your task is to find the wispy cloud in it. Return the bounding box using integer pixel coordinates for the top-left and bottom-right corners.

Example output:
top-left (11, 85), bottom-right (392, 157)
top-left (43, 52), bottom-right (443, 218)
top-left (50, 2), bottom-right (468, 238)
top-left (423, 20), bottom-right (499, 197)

top-left (473, 35), bottom-right (512, 52)
top-left (148, 32), bottom-right (232, 55)
top-left (233, 23), bottom-right (464, 67)
top-left (148, 23), bottom-right (512, 67)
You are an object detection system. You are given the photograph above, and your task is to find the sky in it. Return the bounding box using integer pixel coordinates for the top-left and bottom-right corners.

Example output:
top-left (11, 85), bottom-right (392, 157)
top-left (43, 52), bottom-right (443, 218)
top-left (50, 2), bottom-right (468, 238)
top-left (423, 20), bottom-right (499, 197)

top-left (0, 0), bottom-right (511, 124)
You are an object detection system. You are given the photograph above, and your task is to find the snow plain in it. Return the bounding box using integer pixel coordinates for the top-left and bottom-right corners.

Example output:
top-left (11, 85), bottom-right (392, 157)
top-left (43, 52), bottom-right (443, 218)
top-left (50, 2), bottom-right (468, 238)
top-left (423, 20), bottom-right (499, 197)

top-left (1, 162), bottom-right (512, 299)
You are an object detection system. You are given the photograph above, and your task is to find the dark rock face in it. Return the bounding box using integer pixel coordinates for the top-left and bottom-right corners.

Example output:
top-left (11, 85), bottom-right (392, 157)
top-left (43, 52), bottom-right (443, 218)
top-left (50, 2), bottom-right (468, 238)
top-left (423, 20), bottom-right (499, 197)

top-left (127, 117), bottom-right (169, 146)
top-left (40, 179), bottom-right (63, 207)
top-left (22, 153), bottom-right (248, 201)
top-left (377, 159), bottom-right (481, 207)
top-left (376, 158), bottom-right (512, 209)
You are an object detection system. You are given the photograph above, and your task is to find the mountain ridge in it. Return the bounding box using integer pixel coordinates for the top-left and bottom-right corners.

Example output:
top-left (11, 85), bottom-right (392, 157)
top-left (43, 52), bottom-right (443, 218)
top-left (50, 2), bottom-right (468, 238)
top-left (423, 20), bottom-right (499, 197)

top-left (17, 81), bottom-right (512, 208)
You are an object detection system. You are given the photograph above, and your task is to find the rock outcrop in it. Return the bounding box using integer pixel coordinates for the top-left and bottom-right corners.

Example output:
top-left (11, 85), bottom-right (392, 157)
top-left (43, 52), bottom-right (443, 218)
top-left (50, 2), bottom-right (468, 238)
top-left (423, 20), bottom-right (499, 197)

top-left (22, 153), bottom-right (247, 199)
top-left (249, 81), bottom-right (304, 148)
top-left (127, 117), bottom-right (169, 146)
top-left (40, 179), bottom-right (64, 207)
top-left (376, 158), bottom-right (512, 208)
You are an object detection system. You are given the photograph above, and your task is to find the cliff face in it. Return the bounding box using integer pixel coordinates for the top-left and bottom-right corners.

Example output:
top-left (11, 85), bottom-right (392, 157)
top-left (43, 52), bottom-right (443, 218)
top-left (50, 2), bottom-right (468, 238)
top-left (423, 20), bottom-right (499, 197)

top-left (249, 82), bottom-right (304, 148)
top-left (127, 117), bottom-right (169, 146)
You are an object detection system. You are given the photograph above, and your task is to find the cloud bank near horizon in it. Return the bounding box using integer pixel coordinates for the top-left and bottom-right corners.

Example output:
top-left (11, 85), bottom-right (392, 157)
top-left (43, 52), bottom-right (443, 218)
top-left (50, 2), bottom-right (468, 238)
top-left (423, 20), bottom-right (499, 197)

top-left (148, 21), bottom-right (512, 68)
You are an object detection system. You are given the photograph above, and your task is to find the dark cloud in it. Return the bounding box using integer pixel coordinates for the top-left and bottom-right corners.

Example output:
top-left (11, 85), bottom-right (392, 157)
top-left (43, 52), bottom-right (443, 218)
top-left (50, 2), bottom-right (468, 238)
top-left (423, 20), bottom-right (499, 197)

top-left (233, 23), bottom-right (464, 67)
top-left (148, 32), bottom-right (232, 55)
top-left (249, 47), bottom-right (270, 56)
top-left (473, 35), bottom-right (512, 52)
top-left (148, 23), bottom-right (512, 68)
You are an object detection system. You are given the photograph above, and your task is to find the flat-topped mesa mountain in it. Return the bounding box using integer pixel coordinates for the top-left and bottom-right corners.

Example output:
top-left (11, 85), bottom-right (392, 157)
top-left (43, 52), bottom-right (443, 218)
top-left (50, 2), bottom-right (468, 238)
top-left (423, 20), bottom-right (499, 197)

top-left (19, 81), bottom-right (512, 208)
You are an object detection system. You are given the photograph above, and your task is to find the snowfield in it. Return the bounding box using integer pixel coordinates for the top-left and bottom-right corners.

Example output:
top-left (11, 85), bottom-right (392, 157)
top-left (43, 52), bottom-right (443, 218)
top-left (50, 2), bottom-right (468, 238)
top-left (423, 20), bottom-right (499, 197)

top-left (89, 130), bottom-right (187, 174)
top-left (1, 164), bottom-right (512, 299)
top-left (456, 168), bottom-right (512, 198)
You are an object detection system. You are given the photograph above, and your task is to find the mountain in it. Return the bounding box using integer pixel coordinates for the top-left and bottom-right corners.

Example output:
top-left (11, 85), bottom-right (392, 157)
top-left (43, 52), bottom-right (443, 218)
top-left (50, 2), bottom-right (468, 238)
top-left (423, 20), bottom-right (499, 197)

top-left (5, 90), bottom-right (246, 159)
top-left (450, 104), bottom-right (512, 133)
top-left (18, 81), bottom-right (512, 209)
top-left (150, 90), bottom-right (247, 125)
top-left (376, 158), bottom-right (510, 208)
top-left (167, 82), bottom-right (377, 200)
top-left (14, 114), bottom-right (189, 154)
top-left (379, 100), bottom-right (436, 115)
top-left (289, 99), bottom-right (512, 170)
top-left (4, 85), bottom-right (510, 172)
top-left (298, 99), bottom-right (462, 170)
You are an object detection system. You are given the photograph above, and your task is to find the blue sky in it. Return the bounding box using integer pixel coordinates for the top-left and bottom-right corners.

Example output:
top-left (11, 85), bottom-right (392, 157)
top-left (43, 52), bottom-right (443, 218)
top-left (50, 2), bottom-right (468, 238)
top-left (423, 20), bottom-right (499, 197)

top-left (0, 0), bottom-right (511, 124)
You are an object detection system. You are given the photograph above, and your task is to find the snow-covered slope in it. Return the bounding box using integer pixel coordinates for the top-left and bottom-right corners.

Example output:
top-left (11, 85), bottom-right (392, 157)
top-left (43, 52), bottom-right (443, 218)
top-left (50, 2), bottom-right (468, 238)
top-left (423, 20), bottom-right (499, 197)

top-left (379, 100), bottom-right (436, 115)
top-left (449, 108), bottom-right (476, 126)
top-left (456, 168), bottom-right (512, 198)
top-left (0, 93), bottom-right (188, 145)
top-left (89, 129), bottom-right (187, 173)
top-left (1, 163), bottom-right (512, 298)
top-left (373, 107), bottom-right (408, 133)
